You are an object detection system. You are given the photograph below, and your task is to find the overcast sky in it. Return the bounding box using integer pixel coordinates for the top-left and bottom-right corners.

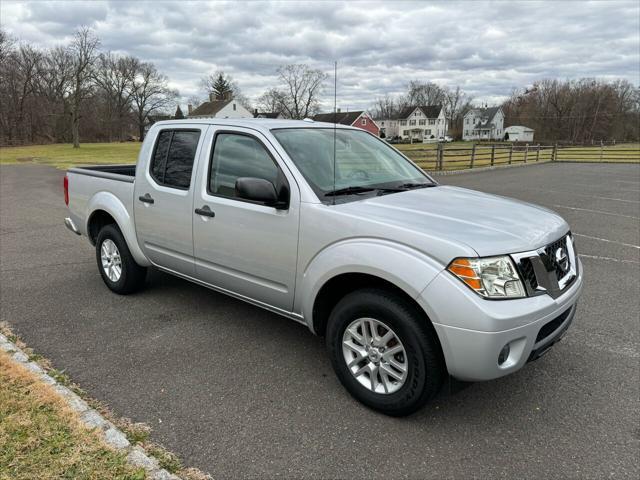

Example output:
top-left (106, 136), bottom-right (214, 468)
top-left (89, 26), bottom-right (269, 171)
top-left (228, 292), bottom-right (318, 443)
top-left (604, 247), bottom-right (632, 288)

top-left (2, 0), bottom-right (639, 111)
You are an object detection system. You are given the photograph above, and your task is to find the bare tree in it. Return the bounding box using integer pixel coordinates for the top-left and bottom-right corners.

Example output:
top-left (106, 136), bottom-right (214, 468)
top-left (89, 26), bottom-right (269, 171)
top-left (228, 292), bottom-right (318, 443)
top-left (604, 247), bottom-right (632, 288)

top-left (275, 64), bottom-right (327, 119)
top-left (444, 86), bottom-right (473, 139)
top-left (130, 62), bottom-right (178, 140)
top-left (403, 80), bottom-right (447, 107)
top-left (0, 42), bottom-right (42, 144)
top-left (371, 94), bottom-right (398, 119)
top-left (256, 87), bottom-right (287, 114)
top-left (94, 52), bottom-right (139, 141)
top-left (68, 27), bottom-right (100, 148)
top-left (502, 78), bottom-right (639, 143)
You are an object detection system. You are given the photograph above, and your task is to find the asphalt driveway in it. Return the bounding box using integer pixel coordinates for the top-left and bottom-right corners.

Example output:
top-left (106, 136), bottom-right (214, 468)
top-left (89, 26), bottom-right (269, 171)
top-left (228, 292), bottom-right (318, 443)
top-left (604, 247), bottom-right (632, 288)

top-left (1, 162), bottom-right (638, 479)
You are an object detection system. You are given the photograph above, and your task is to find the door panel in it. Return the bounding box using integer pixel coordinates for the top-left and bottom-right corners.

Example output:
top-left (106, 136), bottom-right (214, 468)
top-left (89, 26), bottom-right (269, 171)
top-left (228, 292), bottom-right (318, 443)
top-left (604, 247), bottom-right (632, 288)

top-left (134, 127), bottom-right (206, 276)
top-left (193, 128), bottom-right (299, 311)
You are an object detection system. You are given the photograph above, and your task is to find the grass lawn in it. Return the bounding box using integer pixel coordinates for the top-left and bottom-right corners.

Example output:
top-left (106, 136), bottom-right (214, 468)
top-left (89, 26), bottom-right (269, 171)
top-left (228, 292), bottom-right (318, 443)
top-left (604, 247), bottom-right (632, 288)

top-left (0, 141), bottom-right (637, 172)
top-left (0, 143), bottom-right (141, 170)
top-left (0, 349), bottom-right (145, 480)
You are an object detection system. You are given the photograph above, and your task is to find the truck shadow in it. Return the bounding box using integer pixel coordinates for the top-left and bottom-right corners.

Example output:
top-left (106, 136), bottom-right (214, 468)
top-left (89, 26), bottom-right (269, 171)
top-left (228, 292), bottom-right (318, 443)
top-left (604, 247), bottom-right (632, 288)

top-left (143, 268), bottom-right (561, 424)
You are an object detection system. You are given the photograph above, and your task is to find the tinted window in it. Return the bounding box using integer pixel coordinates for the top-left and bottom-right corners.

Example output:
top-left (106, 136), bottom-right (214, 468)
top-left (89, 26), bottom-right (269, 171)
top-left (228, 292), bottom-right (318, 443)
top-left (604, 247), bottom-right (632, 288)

top-left (150, 130), bottom-right (200, 189)
top-left (150, 131), bottom-right (171, 182)
top-left (209, 133), bottom-right (279, 198)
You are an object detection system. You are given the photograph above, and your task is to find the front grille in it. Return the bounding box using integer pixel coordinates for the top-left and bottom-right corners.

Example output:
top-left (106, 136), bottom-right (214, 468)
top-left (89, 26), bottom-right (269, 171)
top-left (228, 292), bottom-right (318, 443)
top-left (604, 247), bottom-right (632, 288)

top-left (535, 307), bottom-right (572, 343)
top-left (513, 233), bottom-right (577, 298)
top-left (544, 236), bottom-right (571, 280)
top-left (519, 257), bottom-right (538, 290)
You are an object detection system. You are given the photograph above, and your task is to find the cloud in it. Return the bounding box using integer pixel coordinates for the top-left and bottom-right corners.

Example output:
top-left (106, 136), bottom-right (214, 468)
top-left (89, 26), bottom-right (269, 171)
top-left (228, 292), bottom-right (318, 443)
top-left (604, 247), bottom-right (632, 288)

top-left (1, 0), bottom-right (638, 111)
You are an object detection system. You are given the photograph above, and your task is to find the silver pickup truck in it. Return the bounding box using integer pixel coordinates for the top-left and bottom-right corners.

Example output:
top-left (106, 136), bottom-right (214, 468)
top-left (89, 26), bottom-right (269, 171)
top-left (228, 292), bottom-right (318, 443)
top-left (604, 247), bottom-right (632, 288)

top-left (64, 119), bottom-right (583, 415)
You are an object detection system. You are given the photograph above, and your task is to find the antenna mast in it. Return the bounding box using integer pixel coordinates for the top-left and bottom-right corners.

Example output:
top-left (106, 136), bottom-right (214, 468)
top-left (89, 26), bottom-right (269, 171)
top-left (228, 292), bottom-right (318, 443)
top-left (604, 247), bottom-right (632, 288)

top-left (332, 61), bottom-right (337, 205)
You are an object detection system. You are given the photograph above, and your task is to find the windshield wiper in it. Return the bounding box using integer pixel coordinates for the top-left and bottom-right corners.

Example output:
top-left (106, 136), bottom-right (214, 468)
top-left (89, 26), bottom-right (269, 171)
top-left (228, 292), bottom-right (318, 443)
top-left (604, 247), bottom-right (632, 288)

top-left (324, 185), bottom-right (377, 197)
top-left (398, 182), bottom-right (437, 189)
top-left (375, 183), bottom-right (437, 196)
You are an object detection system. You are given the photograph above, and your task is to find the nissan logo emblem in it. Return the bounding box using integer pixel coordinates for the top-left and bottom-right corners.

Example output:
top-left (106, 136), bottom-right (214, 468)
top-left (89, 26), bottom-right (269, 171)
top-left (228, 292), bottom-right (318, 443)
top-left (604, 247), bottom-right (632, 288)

top-left (555, 247), bottom-right (569, 272)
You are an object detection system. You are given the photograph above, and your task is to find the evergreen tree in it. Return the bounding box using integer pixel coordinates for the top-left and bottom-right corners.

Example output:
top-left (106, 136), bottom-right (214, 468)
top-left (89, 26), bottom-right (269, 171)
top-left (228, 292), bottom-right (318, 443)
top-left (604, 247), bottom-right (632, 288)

top-left (211, 73), bottom-right (232, 100)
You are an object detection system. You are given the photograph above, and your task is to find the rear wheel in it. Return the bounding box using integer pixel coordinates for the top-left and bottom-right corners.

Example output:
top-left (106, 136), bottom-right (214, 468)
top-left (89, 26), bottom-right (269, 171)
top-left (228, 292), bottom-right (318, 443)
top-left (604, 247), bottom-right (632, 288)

top-left (326, 288), bottom-right (445, 416)
top-left (95, 224), bottom-right (146, 294)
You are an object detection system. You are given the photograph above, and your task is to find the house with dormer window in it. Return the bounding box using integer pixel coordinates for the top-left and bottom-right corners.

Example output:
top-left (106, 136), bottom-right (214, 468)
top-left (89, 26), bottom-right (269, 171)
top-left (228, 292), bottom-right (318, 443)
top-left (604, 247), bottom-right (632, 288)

top-left (377, 105), bottom-right (448, 141)
top-left (462, 106), bottom-right (504, 140)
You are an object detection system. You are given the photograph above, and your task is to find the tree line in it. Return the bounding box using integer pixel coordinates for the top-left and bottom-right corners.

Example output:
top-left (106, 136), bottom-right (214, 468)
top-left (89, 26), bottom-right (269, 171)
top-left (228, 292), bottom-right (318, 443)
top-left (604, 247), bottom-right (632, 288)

top-left (1, 28), bottom-right (177, 146)
top-left (502, 79), bottom-right (639, 143)
top-left (1, 26), bottom-right (637, 146)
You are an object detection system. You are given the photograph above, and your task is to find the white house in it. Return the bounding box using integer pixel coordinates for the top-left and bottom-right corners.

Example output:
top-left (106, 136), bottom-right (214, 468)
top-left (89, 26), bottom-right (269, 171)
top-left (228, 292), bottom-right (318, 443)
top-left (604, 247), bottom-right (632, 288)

top-left (187, 92), bottom-right (252, 119)
top-left (463, 106), bottom-right (504, 141)
top-left (504, 125), bottom-right (534, 142)
top-left (377, 105), bottom-right (448, 141)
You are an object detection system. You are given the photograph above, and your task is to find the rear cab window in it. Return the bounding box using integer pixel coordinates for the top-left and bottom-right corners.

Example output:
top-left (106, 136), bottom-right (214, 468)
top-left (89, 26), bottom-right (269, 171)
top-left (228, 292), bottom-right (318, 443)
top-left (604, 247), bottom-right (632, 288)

top-left (150, 129), bottom-right (201, 189)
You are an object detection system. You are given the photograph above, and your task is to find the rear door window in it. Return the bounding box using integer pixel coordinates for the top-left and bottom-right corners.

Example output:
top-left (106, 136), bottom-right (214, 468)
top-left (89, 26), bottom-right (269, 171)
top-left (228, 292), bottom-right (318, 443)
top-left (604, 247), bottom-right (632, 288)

top-left (150, 130), bottom-right (201, 189)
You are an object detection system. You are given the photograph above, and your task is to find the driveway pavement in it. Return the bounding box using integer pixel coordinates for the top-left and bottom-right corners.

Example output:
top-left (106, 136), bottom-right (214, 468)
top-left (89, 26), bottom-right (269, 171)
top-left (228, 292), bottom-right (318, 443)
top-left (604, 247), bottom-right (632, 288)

top-left (1, 162), bottom-right (638, 479)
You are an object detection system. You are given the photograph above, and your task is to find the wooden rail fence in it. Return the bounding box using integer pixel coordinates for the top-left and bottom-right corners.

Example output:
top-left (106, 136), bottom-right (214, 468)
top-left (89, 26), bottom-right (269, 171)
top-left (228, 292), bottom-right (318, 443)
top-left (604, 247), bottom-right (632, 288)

top-left (401, 143), bottom-right (640, 172)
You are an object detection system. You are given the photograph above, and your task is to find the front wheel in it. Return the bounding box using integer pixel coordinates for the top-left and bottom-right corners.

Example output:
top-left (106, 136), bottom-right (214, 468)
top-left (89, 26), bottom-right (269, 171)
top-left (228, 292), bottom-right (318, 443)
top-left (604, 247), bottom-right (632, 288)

top-left (326, 288), bottom-right (445, 416)
top-left (95, 224), bottom-right (146, 294)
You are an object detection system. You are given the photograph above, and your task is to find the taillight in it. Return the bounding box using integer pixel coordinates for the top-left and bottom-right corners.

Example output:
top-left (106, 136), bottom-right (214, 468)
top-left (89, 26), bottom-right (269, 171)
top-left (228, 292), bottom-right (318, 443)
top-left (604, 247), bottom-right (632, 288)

top-left (63, 174), bottom-right (69, 206)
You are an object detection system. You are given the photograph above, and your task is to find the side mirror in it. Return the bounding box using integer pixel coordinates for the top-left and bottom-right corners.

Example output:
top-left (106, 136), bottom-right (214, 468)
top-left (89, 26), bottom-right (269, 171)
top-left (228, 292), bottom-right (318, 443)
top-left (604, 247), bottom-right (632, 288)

top-left (235, 177), bottom-right (287, 208)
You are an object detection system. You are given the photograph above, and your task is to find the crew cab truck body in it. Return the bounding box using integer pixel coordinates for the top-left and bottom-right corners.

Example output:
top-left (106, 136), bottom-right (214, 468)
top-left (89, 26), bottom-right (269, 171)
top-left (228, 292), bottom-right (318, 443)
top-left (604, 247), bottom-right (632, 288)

top-left (64, 119), bottom-right (583, 415)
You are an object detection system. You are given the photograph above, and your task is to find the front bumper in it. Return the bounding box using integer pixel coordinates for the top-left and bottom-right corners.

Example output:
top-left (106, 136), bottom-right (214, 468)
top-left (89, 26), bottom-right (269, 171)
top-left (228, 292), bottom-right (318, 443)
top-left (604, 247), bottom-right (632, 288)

top-left (418, 258), bottom-right (583, 381)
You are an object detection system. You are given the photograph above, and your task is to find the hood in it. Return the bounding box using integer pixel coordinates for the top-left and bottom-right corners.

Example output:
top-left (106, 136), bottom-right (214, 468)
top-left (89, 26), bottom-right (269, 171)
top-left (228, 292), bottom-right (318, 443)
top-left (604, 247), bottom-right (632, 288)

top-left (336, 185), bottom-right (569, 257)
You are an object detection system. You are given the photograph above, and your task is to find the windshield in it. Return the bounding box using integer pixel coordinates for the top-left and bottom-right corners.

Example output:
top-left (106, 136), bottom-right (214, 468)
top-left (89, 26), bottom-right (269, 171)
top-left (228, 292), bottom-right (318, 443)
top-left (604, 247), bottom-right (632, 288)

top-left (272, 128), bottom-right (435, 202)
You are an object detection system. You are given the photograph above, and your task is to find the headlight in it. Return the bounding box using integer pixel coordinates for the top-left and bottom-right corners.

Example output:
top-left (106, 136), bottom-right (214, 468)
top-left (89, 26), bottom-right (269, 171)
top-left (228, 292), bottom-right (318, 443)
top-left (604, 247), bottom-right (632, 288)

top-left (447, 256), bottom-right (526, 299)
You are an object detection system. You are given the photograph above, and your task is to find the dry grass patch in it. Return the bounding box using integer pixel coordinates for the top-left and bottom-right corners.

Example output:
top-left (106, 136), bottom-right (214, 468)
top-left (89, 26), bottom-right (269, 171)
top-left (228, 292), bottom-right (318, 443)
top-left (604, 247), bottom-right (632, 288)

top-left (0, 350), bottom-right (146, 480)
top-left (0, 142), bottom-right (141, 169)
top-left (0, 322), bottom-right (211, 480)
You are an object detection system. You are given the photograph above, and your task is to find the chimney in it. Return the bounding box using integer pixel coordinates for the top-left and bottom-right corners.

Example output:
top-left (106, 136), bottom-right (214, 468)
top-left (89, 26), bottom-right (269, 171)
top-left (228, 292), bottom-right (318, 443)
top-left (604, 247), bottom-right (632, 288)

top-left (223, 91), bottom-right (232, 101)
top-left (188, 104), bottom-right (193, 115)
top-left (209, 92), bottom-right (215, 102)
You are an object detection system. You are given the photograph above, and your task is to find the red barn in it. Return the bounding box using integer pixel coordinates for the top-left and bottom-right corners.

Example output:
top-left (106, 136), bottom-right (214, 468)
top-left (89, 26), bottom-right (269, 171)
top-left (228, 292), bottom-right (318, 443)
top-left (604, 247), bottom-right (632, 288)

top-left (313, 110), bottom-right (380, 136)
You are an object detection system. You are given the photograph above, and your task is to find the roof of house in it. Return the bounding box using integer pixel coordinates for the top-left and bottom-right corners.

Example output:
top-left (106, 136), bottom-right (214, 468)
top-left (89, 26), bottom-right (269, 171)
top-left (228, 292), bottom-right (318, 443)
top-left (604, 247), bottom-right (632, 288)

top-left (505, 125), bottom-right (534, 132)
top-left (313, 111), bottom-right (365, 125)
top-left (189, 99), bottom-right (234, 117)
top-left (466, 106), bottom-right (502, 129)
top-left (254, 111), bottom-right (281, 119)
top-left (395, 105), bottom-right (443, 119)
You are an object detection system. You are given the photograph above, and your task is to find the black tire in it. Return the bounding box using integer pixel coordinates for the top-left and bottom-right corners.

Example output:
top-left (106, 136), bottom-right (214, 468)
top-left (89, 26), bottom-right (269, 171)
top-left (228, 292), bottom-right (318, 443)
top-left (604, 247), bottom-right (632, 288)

top-left (326, 288), bottom-right (445, 416)
top-left (95, 224), bottom-right (146, 295)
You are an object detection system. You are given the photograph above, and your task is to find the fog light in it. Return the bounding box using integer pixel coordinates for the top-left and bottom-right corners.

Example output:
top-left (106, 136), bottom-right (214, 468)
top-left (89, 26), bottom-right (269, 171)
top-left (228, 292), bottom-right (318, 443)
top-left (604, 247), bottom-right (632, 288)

top-left (498, 344), bottom-right (511, 365)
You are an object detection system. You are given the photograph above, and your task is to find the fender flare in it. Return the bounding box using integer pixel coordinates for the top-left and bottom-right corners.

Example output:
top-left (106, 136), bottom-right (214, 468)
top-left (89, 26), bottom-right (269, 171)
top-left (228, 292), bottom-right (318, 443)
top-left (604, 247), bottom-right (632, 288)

top-left (86, 192), bottom-right (151, 267)
top-left (296, 238), bottom-right (444, 333)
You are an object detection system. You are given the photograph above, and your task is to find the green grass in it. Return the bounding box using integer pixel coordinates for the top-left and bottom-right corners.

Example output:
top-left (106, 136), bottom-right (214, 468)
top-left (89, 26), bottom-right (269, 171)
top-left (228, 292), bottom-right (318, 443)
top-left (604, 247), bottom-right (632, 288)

top-left (0, 143), bottom-right (141, 170)
top-left (0, 350), bottom-right (146, 480)
top-left (1, 141), bottom-right (637, 172)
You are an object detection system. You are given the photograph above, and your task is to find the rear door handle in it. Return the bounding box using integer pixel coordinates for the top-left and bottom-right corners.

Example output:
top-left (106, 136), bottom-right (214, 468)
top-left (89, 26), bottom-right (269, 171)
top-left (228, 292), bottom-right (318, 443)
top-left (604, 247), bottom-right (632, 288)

top-left (195, 205), bottom-right (215, 218)
top-left (139, 194), bottom-right (154, 204)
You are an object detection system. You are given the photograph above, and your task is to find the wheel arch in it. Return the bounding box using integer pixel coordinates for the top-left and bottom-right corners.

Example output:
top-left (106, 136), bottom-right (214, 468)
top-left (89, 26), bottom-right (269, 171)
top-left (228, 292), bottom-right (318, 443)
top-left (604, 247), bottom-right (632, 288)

top-left (86, 192), bottom-right (150, 267)
top-left (300, 239), bottom-right (444, 337)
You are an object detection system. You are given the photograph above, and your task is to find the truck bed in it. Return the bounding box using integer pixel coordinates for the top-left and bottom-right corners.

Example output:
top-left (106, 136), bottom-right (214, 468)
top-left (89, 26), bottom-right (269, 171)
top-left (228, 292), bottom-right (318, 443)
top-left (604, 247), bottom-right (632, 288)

top-left (68, 164), bottom-right (136, 182)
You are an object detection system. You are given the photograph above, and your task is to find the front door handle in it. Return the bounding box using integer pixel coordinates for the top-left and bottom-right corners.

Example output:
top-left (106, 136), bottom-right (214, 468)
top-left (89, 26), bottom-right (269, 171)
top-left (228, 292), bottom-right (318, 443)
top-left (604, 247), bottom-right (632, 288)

top-left (138, 193), bottom-right (154, 204)
top-left (195, 205), bottom-right (215, 218)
